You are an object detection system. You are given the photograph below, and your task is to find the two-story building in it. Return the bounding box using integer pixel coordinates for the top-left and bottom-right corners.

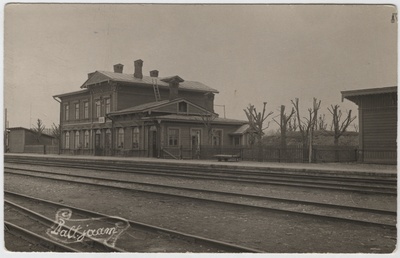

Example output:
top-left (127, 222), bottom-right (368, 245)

top-left (53, 59), bottom-right (249, 158)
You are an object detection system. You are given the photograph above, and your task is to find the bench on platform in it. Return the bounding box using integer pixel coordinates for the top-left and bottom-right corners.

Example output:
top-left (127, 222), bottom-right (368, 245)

top-left (214, 154), bottom-right (240, 162)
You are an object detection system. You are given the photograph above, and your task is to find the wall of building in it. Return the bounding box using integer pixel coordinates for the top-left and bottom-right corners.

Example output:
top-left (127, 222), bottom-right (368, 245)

top-left (8, 129), bottom-right (25, 153)
top-left (359, 93), bottom-right (397, 164)
top-left (117, 84), bottom-right (214, 112)
top-left (161, 121), bottom-right (244, 148)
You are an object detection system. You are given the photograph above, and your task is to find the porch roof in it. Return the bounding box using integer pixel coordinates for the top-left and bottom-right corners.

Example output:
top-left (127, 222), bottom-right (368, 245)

top-left (143, 114), bottom-right (247, 125)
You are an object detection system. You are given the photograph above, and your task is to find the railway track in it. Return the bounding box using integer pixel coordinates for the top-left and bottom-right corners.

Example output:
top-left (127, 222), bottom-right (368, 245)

top-left (4, 156), bottom-right (397, 195)
top-left (4, 190), bottom-right (262, 253)
top-left (5, 166), bottom-right (396, 229)
top-left (5, 222), bottom-right (80, 252)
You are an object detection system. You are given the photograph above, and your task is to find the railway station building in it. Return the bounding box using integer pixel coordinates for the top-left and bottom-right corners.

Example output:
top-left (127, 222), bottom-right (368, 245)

top-left (342, 86), bottom-right (397, 164)
top-left (53, 59), bottom-right (249, 158)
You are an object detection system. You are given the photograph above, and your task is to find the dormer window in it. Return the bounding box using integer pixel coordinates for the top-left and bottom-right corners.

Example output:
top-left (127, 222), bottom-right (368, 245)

top-left (178, 102), bottom-right (188, 113)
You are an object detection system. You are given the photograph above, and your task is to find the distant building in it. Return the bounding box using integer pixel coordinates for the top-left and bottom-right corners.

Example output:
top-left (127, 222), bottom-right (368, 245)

top-left (53, 59), bottom-right (248, 158)
top-left (342, 86), bottom-right (397, 164)
top-left (7, 127), bottom-right (57, 153)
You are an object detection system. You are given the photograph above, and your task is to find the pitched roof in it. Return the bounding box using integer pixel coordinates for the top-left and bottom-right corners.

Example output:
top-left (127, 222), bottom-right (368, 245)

top-left (108, 98), bottom-right (217, 116)
top-left (53, 89), bottom-right (89, 98)
top-left (342, 86), bottom-right (397, 101)
top-left (81, 71), bottom-right (219, 93)
top-left (230, 124), bottom-right (251, 135)
top-left (109, 99), bottom-right (172, 115)
top-left (8, 127), bottom-right (55, 138)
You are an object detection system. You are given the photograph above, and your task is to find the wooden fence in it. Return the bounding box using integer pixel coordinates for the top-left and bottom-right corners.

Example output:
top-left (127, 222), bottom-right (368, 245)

top-left (161, 145), bottom-right (358, 163)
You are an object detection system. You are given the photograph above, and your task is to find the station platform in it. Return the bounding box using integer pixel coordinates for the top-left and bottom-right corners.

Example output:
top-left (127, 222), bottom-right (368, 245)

top-left (4, 153), bottom-right (397, 178)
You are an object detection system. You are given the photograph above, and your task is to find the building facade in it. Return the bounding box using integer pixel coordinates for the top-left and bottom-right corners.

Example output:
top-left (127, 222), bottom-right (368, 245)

top-left (54, 59), bottom-right (248, 157)
top-left (342, 86), bottom-right (397, 164)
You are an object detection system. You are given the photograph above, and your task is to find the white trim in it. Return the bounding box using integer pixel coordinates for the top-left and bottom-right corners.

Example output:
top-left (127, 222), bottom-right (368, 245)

top-left (212, 128), bottom-right (223, 146)
top-left (167, 127), bottom-right (180, 147)
top-left (190, 128), bottom-right (203, 147)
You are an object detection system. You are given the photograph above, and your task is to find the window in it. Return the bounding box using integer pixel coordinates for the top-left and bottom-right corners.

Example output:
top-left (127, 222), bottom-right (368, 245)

top-left (233, 136), bottom-right (240, 146)
top-left (75, 103), bottom-right (79, 120)
top-left (178, 102), bottom-right (188, 113)
top-left (95, 100), bottom-right (101, 118)
top-left (75, 131), bottom-right (80, 148)
top-left (168, 128), bottom-right (179, 146)
top-left (105, 98), bottom-right (111, 114)
top-left (212, 129), bottom-right (223, 146)
top-left (132, 127), bottom-right (140, 149)
top-left (84, 131), bottom-right (89, 148)
top-left (117, 128), bottom-right (124, 148)
top-left (84, 102), bottom-right (89, 119)
top-left (65, 132), bottom-right (70, 149)
top-left (65, 105), bottom-right (69, 121)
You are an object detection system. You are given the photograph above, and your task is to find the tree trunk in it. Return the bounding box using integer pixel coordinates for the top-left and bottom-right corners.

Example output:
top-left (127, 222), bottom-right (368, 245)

top-left (334, 137), bottom-right (339, 162)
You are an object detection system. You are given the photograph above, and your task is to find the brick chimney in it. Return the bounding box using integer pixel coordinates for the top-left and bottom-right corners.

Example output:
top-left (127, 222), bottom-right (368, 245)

top-left (150, 70), bottom-right (159, 77)
top-left (113, 63), bottom-right (124, 73)
top-left (161, 76), bottom-right (184, 100)
top-left (134, 59), bottom-right (143, 79)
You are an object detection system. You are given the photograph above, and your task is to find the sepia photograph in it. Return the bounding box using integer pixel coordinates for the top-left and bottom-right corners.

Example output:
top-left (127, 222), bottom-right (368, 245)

top-left (2, 1), bottom-right (397, 256)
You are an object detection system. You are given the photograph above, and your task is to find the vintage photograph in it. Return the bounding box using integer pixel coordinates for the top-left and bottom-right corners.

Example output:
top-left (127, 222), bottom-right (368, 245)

top-left (3, 2), bottom-right (397, 255)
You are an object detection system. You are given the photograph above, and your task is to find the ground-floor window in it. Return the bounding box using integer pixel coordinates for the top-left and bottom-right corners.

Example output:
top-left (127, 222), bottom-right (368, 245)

top-left (84, 131), bottom-right (90, 148)
top-left (117, 128), bottom-right (124, 148)
top-left (65, 132), bottom-right (70, 149)
top-left (168, 128), bottom-right (179, 146)
top-left (233, 136), bottom-right (240, 146)
top-left (212, 129), bottom-right (223, 146)
top-left (132, 127), bottom-right (140, 149)
top-left (75, 131), bottom-right (80, 148)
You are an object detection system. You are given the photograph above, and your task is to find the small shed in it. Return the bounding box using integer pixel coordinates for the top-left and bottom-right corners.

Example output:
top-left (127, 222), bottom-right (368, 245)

top-left (7, 127), bottom-right (57, 153)
top-left (342, 86), bottom-right (397, 164)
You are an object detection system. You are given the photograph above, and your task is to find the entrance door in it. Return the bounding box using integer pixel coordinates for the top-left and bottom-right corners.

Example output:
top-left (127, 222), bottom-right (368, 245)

top-left (152, 131), bottom-right (157, 157)
top-left (191, 129), bottom-right (201, 159)
top-left (148, 127), bottom-right (158, 158)
top-left (95, 131), bottom-right (102, 156)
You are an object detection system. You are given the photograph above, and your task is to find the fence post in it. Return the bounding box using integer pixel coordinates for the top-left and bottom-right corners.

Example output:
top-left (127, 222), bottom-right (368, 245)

top-left (43, 145), bottom-right (46, 154)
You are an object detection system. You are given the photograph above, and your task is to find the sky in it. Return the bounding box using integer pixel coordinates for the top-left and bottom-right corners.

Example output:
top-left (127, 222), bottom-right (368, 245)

top-left (3, 3), bottom-right (398, 132)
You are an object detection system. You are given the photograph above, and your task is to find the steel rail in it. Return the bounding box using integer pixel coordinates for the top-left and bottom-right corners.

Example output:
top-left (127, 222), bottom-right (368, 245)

top-left (4, 221), bottom-right (80, 252)
top-left (5, 166), bottom-right (397, 216)
top-left (5, 190), bottom-right (264, 253)
top-left (5, 157), bottom-right (397, 184)
top-left (5, 200), bottom-right (126, 252)
top-left (5, 170), bottom-right (397, 229)
top-left (4, 162), bottom-right (396, 195)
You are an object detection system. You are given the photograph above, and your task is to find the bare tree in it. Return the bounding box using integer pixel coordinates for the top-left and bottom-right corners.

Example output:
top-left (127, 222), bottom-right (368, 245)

top-left (353, 123), bottom-right (359, 133)
top-left (328, 105), bottom-right (357, 146)
top-left (291, 98), bottom-right (321, 147)
top-left (200, 114), bottom-right (217, 145)
top-left (244, 102), bottom-right (273, 161)
top-left (317, 114), bottom-right (328, 131)
top-left (273, 105), bottom-right (295, 149)
top-left (244, 102), bottom-right (273, 144)
top-left (288, 117), bottom-right (298, 132)
top-left (32, 119), bottom-right (45, 143)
